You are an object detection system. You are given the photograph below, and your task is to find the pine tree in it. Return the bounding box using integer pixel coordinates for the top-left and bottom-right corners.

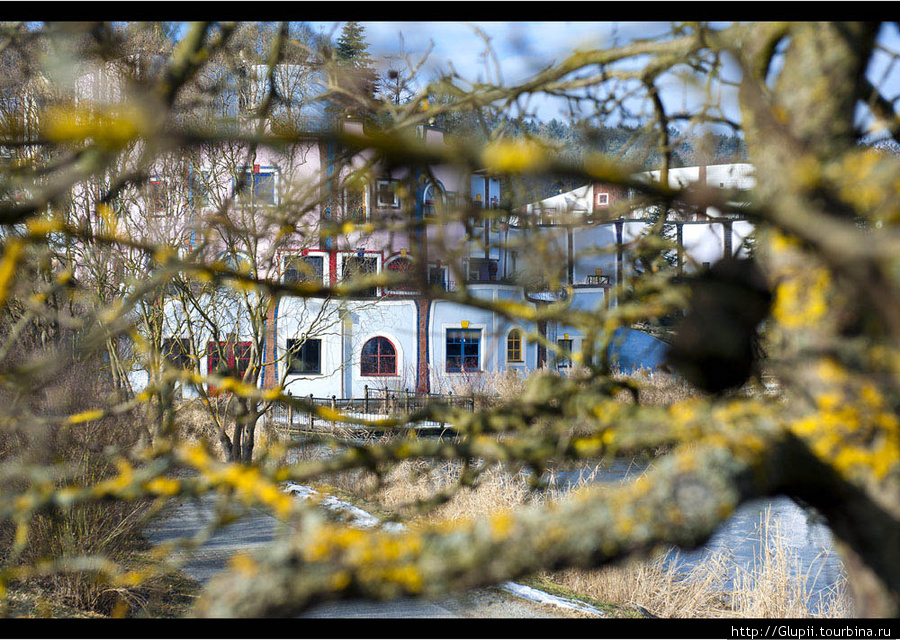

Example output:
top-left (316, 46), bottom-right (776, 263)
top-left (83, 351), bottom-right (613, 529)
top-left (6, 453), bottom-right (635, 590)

top-left (330, 22), bottom-right (378, 117)
top-left (335, 22), bottom-right (373, 69)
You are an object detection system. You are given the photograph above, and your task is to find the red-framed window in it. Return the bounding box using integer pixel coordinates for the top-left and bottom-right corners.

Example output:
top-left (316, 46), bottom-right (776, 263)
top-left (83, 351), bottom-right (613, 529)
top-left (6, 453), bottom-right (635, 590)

top-left (360, 337), bottom-right (397, 376)
top-left (283, 254), bottom-right (325, 285)
top-left (342, 254), bottom-right (379, 297)
top-left (147, 179), bottom-right (168, 213)
top-left (386, 256), bottom-right (415, 293)
top-left (207, 341), bottom-right (253, 379)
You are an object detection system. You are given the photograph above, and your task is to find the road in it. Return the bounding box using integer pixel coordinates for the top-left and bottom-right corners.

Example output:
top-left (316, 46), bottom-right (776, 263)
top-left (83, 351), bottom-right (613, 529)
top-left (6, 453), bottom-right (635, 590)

top-left (146, 496), bottom-right (459, 617)
top-left (146, 493), bottom-right (599, 618)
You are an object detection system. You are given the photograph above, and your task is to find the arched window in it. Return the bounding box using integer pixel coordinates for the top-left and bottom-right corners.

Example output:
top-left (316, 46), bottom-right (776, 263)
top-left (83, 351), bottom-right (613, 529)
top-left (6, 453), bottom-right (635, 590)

top-left (423, 182), bottom-right (439, 216)
top-left (386, 256), bottom-right (415, 293)
top-left (507, 329), bottom-right (523, 363)
top-left (361, 337), bottom-right (397, 376)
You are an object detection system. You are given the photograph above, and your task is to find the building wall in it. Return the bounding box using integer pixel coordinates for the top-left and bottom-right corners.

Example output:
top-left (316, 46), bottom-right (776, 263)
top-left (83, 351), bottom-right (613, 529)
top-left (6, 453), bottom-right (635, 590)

top-left (428, 285), bottom-right (539, 392)
top-left (274, 297), bottom-right (419, 398)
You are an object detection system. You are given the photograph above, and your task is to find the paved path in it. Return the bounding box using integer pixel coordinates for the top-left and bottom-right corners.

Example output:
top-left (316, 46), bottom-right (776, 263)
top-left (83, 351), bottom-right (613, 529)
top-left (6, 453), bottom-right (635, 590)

top-left (146, 496), bottom-right (458, 617)
top-left (146, 493), bottom-right (600, 618)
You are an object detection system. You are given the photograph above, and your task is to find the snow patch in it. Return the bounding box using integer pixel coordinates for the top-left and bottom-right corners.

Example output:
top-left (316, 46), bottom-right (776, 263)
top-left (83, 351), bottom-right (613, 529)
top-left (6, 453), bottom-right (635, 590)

top-left (499, 581), bottom-right (606, 617)
top-left (283, 482), bottom-right (394, 530)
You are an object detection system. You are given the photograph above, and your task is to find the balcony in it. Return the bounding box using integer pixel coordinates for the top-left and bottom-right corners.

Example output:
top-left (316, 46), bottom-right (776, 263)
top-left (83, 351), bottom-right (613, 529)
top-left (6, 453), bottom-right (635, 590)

top-left (585, 274), bottom-right (610, 286)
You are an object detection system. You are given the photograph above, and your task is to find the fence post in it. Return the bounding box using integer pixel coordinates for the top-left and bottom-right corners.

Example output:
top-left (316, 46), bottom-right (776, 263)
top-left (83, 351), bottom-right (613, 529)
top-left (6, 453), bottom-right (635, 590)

top-left (364, 384), bottom-right (369, 414)
top-left (288, 403), bottom-right (294, 429)
top-left (331, 395), bottom-right (337, 429)
top-left (309, 394), bottom-right (314, 429)
top-left (448, 391), bottom-right (453, 409)
top-left (405, 388), bottom-right (410, 413)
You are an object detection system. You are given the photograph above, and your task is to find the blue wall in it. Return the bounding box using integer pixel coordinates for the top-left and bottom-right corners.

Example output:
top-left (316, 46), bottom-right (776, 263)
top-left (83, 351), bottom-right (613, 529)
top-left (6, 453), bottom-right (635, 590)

top-left (608, 327), bottom-right (668, 372)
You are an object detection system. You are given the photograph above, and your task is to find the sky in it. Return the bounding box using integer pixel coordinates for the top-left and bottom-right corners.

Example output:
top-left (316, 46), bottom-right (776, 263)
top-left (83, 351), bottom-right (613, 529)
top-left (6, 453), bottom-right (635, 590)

top-left (311, 21), bottom-right (900, 135)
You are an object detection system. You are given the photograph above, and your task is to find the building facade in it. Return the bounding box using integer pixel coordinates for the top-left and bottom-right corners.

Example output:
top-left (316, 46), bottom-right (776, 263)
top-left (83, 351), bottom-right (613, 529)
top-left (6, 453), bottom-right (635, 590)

top-left (65, 63), bottom-right (754, 398)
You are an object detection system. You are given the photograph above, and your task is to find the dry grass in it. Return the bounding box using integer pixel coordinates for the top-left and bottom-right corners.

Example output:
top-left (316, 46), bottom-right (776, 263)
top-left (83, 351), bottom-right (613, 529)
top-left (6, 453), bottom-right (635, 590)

top-left (728, 513), bottom-right (851, 618)
top-left (433, 365), bottom-right (700, 410)
top-left (173, 400), bottom-right (222, 445)
top-left (0, 353), bottom-right (170, 617)
top-left (372, 460), bottom-right (534, 525)
top-left (614, 368), bottom-right (697, 406)
top-left (332, 455), bottom-right (850, 618)
top-left (288, 367), bottom-right (839, 618)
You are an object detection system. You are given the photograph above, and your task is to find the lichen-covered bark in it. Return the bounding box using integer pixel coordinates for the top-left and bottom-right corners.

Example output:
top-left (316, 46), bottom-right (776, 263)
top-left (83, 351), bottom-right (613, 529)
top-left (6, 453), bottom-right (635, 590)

top-left (194, 438), bottom-right (789, 617)
top-left (737, 21), bottom-right (900, 615)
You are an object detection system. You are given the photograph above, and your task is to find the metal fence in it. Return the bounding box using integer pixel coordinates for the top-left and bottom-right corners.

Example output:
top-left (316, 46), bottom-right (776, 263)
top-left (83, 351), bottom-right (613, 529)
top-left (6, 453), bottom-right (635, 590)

top-left (267, 385), bottom-right (475, 436)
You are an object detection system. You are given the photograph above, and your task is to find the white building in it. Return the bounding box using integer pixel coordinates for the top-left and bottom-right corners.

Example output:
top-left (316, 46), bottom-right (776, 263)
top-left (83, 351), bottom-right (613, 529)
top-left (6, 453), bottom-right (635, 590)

top-left (68, 60), bottom-right (755, 398)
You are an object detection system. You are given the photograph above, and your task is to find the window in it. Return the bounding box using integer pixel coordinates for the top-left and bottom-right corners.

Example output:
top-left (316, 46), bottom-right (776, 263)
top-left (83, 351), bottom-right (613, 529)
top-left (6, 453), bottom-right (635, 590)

top-left (283, 255), bottom-right (324, 285)
top-left (386, 256), bottom-right (415, 293)
top-left (207, 341), bottom-right (252, 378)
top-left (507, 330), bottom-right (523, 363)
top-left (286, 338), bottom-right (321, 375)
top-left (446, 329), bottom-right (481, 373)
top-left (375, 179), bottom-right (401, 208)
top-left (428, 265), bottom-right (448, 290)
top-left (596, 192), bottom-right (609, 207)
top-left (556, 338), bottom-right (573, 370)
top-left (190, 170), bottom-right (212, 210)
top-left (342, 182), bottom-right (368, 221)
top-left (147, 179), bottom-right (168, 214)
top-left (236, 166), bottom-right (277, 206)
top-left (360, 337), bottom-right (397, 376)
top-left (219, 251), bottom-right (250, 272)
top-left (423, 182), bottom-right (447, 217)
top-left (342, 255), bottom-right (379, 297)
top-left (93, 191), bottom-right (124, 231)
top-left (468, 258), bottom-right (499, 282)
top-left (162, 338), bottom-right (194, 370)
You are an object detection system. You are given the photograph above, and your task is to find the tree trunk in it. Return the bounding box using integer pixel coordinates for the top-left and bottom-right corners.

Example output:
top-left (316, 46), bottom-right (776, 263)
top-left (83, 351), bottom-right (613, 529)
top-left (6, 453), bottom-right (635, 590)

top-left (241, 411), bottom-right (258, 465)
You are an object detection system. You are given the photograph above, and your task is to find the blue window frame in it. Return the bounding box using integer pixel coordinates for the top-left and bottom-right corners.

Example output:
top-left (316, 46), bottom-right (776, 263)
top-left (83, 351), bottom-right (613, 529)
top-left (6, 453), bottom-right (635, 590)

top-left (446, 329), bottom-right (481, 373)
top-left (236, 166), bottom-right (277, 206)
